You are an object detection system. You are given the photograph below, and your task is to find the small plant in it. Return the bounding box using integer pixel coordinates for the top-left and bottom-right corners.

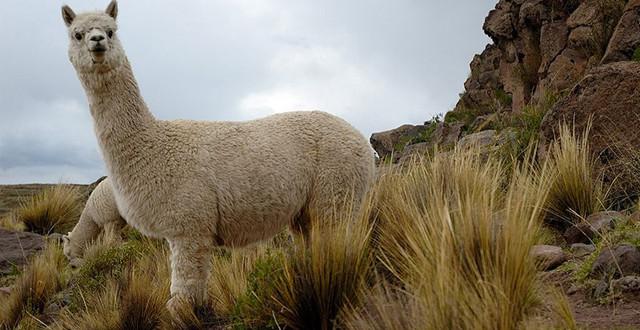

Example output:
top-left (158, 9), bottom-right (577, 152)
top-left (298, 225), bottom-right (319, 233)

top-left (633, 47), bottom-right (640, 62)
top-left (14, 185), bottom-right (82, 235)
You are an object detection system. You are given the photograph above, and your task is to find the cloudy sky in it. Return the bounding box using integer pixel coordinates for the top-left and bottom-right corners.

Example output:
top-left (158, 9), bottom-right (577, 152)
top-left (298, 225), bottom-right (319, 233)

top-left (0, 0), bottom-right (495, 184)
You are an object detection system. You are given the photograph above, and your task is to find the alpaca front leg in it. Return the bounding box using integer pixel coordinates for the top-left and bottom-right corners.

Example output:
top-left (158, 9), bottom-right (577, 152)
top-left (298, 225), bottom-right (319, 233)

top-left (167, 238), bottom-right (213, 312)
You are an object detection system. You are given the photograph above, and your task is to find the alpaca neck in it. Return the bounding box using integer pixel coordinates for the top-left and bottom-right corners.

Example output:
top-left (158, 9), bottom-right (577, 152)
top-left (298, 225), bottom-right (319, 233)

top-left (77, 58), bottom-right (156, 176)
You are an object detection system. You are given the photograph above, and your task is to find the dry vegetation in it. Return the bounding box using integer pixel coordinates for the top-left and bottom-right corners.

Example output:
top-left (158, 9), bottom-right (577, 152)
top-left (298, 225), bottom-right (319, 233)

top-left (1, 185), bottom-right (82, 235)
top-left (0, 125), bottom-right (622, 329)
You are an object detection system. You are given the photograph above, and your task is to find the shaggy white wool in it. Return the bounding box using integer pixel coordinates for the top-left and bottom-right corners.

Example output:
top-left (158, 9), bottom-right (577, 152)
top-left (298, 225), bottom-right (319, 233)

top-left (62, 0), bottom-right (375, 311)
top-left (63, 178), bottom-right (125, 266)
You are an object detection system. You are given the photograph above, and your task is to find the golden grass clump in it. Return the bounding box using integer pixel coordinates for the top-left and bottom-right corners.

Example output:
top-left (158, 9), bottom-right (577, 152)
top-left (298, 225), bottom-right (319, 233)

top-left (545, 124), bottom-right (602, 229)
top-left (267, 205), bottom-right (374, 330)
top-left (344, 146), bottom-right (553, 330)
top-left (59, 236), bottom-right (173, 330)
top-left (14, 185), bottom-right (82, 235)
top-left (0, 243), bottom-right (67, 329)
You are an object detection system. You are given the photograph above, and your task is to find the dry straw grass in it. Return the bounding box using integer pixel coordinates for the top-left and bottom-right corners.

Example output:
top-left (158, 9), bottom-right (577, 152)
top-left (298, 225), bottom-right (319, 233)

top-left (0, 243), bottom-right (67, 329)
top-left (13, 185), bottom-right (82, 235)
top-left (344, 146), bottom-right (553, 330)
top-left (545, 124), bottom-right (603, 229)
top-left (1, 128), bottom-right (603, 329)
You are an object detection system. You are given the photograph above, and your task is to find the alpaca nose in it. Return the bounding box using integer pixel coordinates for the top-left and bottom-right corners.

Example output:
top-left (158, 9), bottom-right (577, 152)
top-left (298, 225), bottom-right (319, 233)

top-left (90, 35), bottom-right (105, 42)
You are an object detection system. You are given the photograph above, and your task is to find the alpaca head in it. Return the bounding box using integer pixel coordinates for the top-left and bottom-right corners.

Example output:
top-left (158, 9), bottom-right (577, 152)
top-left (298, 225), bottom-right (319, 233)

top-left (62, 233), bottom-right (84, 268)
top-left (61, 1), bottom-right (126, 74)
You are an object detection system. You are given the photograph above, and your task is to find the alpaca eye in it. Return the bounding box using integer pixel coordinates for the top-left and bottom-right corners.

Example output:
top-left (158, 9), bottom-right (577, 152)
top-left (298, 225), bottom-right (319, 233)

top-left (74, 32), bottom-right (82, 41)
top-left (107, 30), bottom-right (114, 38)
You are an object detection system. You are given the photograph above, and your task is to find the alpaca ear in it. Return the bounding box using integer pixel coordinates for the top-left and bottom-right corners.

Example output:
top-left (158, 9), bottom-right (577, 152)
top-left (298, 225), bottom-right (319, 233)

top-left (61, 5), bottom-right (76, 27)
top-left (105, 0), bottom-right (118, 20)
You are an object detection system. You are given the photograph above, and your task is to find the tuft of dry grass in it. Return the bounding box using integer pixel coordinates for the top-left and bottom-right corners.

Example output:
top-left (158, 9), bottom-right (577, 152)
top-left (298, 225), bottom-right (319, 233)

top-left (345, 146), bottom-right (553, 329)
top-left (13, 185), bottom-right (82, 235)
top-left (0, 243), bottom-right (67, 329)
top-left (58, 236), bottom-right (173, 330)
top-left (268, 204), bottom-right (374, 330)
top-left (545, 124), bottom-right (603, 229)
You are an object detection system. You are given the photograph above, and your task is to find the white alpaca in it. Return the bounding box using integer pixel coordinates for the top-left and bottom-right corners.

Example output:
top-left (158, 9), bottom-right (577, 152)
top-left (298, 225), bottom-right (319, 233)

top-left (62, 178), bottom-right (125, 267)
top-left (61, 1), bottom-right (375, 311)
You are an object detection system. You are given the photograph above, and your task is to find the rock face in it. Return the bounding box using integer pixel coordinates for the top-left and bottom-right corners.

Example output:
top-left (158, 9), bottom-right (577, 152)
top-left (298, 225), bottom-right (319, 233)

top-left (453, 0), bottom-right (625, 116)
top-left (591, 244), bottom-right (640, 278)
top-left (540, 62), bottom-right (640, 205)
top-left (370, 0), bottom-right (640, 174)
top-left (563, 211), bottom-right (623, 244)
top-left (0, 229), bottom-right (44, 274)
top-left (531, 244), bottom-right (567, 270)
top-left (602, 0), bottom-right (640, 63)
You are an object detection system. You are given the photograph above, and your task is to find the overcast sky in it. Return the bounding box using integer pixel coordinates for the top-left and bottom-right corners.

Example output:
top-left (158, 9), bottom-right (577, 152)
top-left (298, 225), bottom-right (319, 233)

top-left (0, 0), bottom-right (495, 184)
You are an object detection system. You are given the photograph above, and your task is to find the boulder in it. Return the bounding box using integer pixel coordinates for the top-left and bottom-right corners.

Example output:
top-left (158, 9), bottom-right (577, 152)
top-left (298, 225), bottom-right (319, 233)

top-left (370, 124), bottom-right (427, 160)
top-left (396, 122), bottom-right (464, 163)
top-left (602, 0), bottom-right (640, 64)
top-left (611, 275), bottom-right (640, 293)
top-left (563, 211), bottom-right (623, 244)
top-left (458, 130), bottom-right (497, 149)
top-left (590, 244), bottom-right (640, 278)
top-left (483, 0), bottom-right (516, 40)
top-left (540, 62), bottom-right (640, 206)
top-left (531, 245), bottom-right (567, 270)
top-left (0, 229), bottom-right (45, 274)
top-left (571, 243), bottom-right (596, 257)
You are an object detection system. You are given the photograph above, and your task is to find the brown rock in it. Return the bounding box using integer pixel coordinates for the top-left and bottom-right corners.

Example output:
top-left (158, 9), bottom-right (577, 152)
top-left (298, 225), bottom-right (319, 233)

top-left (602, 0), bottom-right (640, 64)
top-left (566, 0), bottom-right (600, 28)
top-left (540, 62), bottom-right (640, 205)
top-left (397, 122), bottom-right (464, 163)
top-left (537, 48), bottom-right (588, 94)
top-left (611, 276), bottom-right (640, 293)
top-left (591, 244), bottom-right (640, 278)
top-left (458, 130), bottom-right (497, 149)
top-left (571, 243), bottom-right (596, 257)
top-left (0, 229), bottom-right (45, 274)
top-left (539, 21), bottom-right (569, 73)
top-left (370, 124), bottom-right (427, 160)
top-left (484, 0), bottom-right (516, 40)
top-left (531, 245), bottom-right (567, 270)
top-left (563, 211), bottom-right (623, 244)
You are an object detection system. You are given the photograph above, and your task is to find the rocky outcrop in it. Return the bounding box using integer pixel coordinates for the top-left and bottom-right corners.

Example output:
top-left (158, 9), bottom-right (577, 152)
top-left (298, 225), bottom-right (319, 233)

top-left (602, 0), bottom-right (640, 64)
top-left (370, 121), bottom-right (463, 162)
top-left (370, 124), bottom-right (428, 160)
top-left (370, 0), bottom-right (639, 171)
top-left (540, 61), bottom-right (640, 205)
top-left (0, 229), bottom-right (44, 274)
top-left (454, 0), bottom-right (626, 117)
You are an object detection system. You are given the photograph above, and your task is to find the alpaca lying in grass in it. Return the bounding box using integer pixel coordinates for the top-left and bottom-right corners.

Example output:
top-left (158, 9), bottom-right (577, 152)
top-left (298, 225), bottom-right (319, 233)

top-left (63, 178), bottom-right (125, 268)
top-left (61, 1), bottom-right (375, 313)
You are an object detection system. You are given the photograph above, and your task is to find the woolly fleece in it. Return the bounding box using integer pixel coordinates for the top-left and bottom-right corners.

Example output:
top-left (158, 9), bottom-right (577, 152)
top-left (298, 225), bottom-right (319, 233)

top-left (63, 178), bottom-right (125, 266)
